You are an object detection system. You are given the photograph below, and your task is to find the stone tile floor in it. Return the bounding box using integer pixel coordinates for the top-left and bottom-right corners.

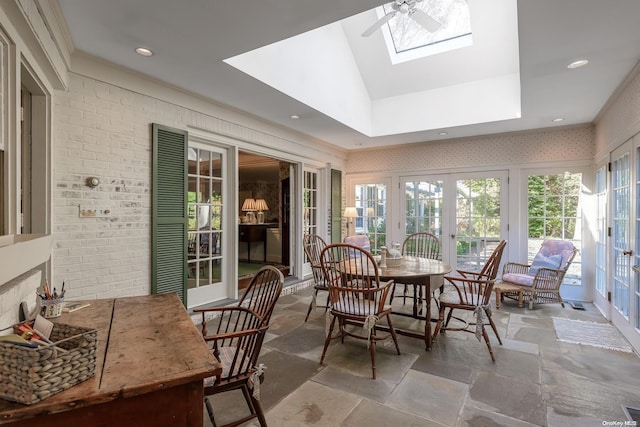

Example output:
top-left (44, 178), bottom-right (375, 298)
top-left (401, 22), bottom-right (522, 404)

top-left (203, 284), bottom-right (640, 426)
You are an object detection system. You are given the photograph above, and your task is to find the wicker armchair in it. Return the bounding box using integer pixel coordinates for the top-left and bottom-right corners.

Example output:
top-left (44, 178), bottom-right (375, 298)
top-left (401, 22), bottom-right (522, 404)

top-left (499, 240), bottom-right (577, 309)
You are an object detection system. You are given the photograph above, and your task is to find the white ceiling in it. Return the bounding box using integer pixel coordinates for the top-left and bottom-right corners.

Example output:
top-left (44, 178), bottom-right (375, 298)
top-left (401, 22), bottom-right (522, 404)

top-left (57, 0), bottom-right (640, 150)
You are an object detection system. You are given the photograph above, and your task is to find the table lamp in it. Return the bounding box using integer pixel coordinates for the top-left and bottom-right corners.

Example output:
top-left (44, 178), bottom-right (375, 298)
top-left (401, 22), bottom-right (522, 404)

top-left (343, 206), bottom-right (358, 236)
top-left (242, 198), bottom-right (256, 223)
top-left (254, 198), bottom-right (269, 224)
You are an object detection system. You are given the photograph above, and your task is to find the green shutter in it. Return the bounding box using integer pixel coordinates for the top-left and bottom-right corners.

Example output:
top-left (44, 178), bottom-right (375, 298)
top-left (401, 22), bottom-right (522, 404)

top-left (331, 169), bottom-right (342, 243)
top-left (152, 123), bottom-right (188, 305)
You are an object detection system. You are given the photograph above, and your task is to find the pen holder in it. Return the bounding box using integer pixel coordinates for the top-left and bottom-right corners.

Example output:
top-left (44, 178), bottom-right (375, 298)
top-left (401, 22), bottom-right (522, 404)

top-left (40, 297), bottom-right (64, 319)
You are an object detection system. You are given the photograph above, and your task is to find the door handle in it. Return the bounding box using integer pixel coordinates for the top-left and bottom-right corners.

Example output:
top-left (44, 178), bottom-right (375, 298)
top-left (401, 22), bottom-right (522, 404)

top-left (623, 249), bottom-right (633, 256)
top-left (450, 234), bottom-right (456, 239)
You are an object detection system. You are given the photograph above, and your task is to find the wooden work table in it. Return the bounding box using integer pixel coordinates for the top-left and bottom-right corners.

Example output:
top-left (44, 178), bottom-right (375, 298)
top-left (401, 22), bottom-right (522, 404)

top-left (0, 293), bottom-right (221, 426)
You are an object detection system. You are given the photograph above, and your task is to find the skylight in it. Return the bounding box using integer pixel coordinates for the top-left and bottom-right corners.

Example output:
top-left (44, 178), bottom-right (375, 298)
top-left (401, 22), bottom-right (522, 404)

top-left (381, 0), bottom-right (471, 63)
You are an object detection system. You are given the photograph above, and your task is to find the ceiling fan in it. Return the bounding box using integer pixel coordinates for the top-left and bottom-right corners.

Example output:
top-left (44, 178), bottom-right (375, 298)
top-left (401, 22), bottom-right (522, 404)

top-left (361, 0), bottom-right (441, 37)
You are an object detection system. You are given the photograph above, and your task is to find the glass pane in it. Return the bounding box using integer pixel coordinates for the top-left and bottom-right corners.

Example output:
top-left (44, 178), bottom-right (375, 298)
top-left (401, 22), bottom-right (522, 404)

top-left (199, 180), bottom-right (211, 203)
top-left (188, 148), bottom-right (198, 175)
top-left (355, 183), bottom-right (387, 253)
top-left (198, 150), bottom-right (210, 175)
top-left (527, 172), bottom-right (583, 286)
top-left (211, 181), bottom-right (222, 204)
top-left (383, 0), bottom-right (471, 54)
top-left (210, 153), bottom-right (222, 178)
top-left (455, 177), bottom-right (501, 271)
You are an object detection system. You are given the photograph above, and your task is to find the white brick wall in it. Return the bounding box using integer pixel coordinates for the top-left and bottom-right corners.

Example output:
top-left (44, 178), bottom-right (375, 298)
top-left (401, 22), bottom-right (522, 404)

top-left (0, 270), bottom-right (41, 333)
top-left (53, 75), bottom-right (152, 300)
top-left (52, 73), bottom-right (341, 300)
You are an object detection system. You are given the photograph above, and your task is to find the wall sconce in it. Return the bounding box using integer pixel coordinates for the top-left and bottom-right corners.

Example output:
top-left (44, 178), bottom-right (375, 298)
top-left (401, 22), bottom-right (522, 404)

top-left (254, 198), bottom-right (269, 224)
top-left (343, 206), bottom-right (358, 236)
top-left (86, 177), bottom-right (100, 188)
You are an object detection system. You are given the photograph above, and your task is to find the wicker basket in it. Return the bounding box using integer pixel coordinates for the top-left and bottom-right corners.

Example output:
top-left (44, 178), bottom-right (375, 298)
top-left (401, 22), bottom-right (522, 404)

top-left (386, 256), bottom-right (404, 268)
top-left (0, 322), bottom-right (97, 405)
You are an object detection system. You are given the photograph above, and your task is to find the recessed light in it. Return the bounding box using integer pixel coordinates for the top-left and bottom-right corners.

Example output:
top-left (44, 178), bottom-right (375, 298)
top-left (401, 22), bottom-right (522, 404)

top-left (135, 47), bottom-right (153, 57)
top-left (439, 132), bottom-right (448, 136)
top-left (552, 118), bottom-right (565, 122)
top-left (290, 115), bottom-right (300, 119)
top-left (567, 59), bottom-right (588, 69)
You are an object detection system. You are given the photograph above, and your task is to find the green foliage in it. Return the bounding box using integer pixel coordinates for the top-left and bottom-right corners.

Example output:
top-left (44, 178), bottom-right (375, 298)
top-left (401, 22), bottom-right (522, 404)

top-left (528, 173), bottom-right (580, 239)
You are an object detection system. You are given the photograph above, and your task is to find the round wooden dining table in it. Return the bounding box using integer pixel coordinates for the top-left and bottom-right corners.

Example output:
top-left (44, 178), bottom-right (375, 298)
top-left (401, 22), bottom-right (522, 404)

top-left (374, 256), bottom-right (452, 350)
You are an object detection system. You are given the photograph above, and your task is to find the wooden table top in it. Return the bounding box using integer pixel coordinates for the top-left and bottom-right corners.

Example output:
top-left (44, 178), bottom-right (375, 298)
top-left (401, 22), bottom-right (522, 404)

top-left (0, 293), bottom-right (220, 424)
top-left (376, 256), bottom-right (452, 282)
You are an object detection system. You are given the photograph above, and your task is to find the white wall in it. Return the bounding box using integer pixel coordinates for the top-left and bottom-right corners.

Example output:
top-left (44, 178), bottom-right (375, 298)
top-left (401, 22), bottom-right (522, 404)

top-left (595, 65), bottom-right (640, 156)
top-left (346, 125), bottom-right (594, 174)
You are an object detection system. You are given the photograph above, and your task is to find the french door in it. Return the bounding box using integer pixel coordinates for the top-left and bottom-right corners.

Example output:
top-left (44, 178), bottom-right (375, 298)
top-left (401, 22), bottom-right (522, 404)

top-left (593, 160), bottom-right (609, 314)
top-left (400, 171), bottom-right (508, 271)
top-left (302, 168), bottom-right (320, 277)
top-left (607, 138), bottom-right (640, 351)
top-left (186, 143), bottom-right (228, 307)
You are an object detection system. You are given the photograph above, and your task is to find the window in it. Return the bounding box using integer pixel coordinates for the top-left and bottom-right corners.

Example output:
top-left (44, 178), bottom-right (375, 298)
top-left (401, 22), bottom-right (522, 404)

top-left (527, 172), bottom-right (582, 285)
top-left (355, 183), bottom-right (387, 254)
top-left (404, 180), bottom-right (443, 238)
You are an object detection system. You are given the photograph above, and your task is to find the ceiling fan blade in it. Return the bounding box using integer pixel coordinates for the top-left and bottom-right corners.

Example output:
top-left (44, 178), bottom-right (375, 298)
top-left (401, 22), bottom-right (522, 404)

top-left (409, 9), bottom-right (441, 32)
top-left (361, 11), bottom-right (397, 37)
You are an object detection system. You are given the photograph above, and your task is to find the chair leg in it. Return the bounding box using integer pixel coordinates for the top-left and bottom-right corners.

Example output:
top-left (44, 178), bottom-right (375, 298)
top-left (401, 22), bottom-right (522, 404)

top-left (304, 288), bottom-right (319, 322)
top-left (205, 396), bottom-right (218, 427)
top-left (482, 327), bottom-right (496, 362)
top-left (251, 393), bottom-right (268, 427)
top-left (240, 383), bottom-right (267, 427)
top-left (432, 304), bottom-right (447, 339)
top-left (369, 338), bottom-right (377, 380)
top-left (487, 314), bottom-right (503, 345)
top-left (390, 283), bottom-right (397, 305)
top-left (385, 315), bottom-right (401, 355)
top-left (444, 307), bottom-right (454, 330)
top-left (320, 315), bottom-right (336, 364)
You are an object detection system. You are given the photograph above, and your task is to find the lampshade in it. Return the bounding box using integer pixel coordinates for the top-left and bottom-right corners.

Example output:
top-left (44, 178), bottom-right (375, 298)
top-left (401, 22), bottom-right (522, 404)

top-left (241, 198), bottom-right (256, 212)
top-left (254, 198), bottom-right (269, 211)
top-left (343, 207), bottom-right (358, 218)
